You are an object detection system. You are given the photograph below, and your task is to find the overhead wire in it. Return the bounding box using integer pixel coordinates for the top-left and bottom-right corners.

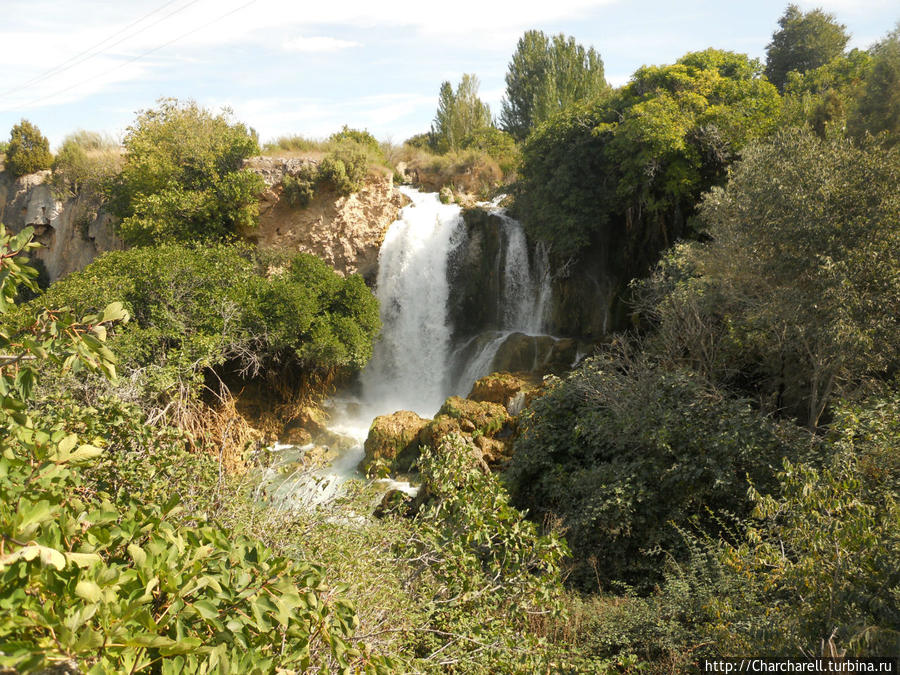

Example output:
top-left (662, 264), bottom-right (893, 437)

top-left (0, 0), bottom-right (207, 100)
top-left (13, 0), bottom-right (258, 110)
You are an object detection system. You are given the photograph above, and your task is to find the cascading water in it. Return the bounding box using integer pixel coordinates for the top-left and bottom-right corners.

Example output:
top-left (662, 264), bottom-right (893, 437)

top-left (359, 187), bottom-right (466, 417)
top-left (259, 188), bottom-right (554, 509)
top-left (453, 209), bottom-right (553, 395)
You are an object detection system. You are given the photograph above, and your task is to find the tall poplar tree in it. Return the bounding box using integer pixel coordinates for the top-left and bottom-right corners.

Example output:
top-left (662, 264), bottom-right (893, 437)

top-left (765, 4), bottom-right (849, 91)
top-left (500, 31), bottom-right (607, 141)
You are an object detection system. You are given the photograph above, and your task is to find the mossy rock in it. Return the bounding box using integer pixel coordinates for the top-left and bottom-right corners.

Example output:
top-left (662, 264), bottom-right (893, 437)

top-left (361, 410), bottom-right (429, 474)
top-left (436, 396), bottom-right (508, 437)
top-left (468, 371), bottom-right (542, 414)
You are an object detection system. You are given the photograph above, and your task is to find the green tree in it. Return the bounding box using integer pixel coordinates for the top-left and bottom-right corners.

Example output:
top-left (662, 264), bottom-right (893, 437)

top-left (849, 25), bottom-right (900, 146)
top-left (430, 74), bottom-right (491, 152)
top-left (5, 119), bottom-right (53, 178)
top-left (506, 347), bottom-right (811, 591)
top-left (109, 98), bottom-right (264, 246)
top-left (500, 30), bottom-right (608, 141)
top-left (765, 4), bottom-right (849, 91)
top-left (781, 48), bottom-right (871, 136)
top-left (638, 130), bottom-right (900, 429)
top-left (515, 49), bottom-right (780, 262)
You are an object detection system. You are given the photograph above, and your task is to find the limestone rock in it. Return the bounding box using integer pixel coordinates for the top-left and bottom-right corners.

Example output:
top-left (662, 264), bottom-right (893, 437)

top-left (436, 396), bottom-right (508, 436)
top-left (361, 410), bottom-right (429, 474)
top-left (242, 156), bottom-right (404, 282)
top-left (468, 371), bottom-right (541, 415)
top-left (0, 170), bottom-right (123, 282)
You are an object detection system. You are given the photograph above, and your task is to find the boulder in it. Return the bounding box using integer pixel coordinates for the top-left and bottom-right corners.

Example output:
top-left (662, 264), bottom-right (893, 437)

top-left (490, 333), bottom-right (578, 375)
top-left (361, 410), bottom-right (429, 474)
top-left (468, 371), bottom-right (541, 414)
top-left (436, 396), bottom-right (508, 436)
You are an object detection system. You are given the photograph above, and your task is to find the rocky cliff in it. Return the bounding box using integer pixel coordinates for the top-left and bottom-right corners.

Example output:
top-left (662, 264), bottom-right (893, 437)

top-left (0, 157), bottom-right (405, 284)
top-left (243, 157), bottom-right (404, 281)
top-left (0, 170), bottom-right (123, 282)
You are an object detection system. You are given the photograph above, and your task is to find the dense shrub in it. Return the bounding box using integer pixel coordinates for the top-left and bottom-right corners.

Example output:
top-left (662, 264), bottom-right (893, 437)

top-left (460, 127), bottom-right (520, 175)
top-left (328, 126), bottom-right (385, 162)
top-left (280, 164), bottom-right (318, 207)
top-left (0, 230), bottom-right (390, 673)
top-left (318, 139), bottom-right (371, 195)
top-left (515, 49), bottom-right (780, 261)
top-left (21, 244), bottom-right (379, 410)
top-left (636, 130), bottom-right (900, 428)
top-left (51, 131), bottom-right (123, 228)
top-left (108, 99), bottom-right (264, 245)
top-left (506, 348), bottom-right (812, 590)
top-left (5, 119), bottom-right (53, 177)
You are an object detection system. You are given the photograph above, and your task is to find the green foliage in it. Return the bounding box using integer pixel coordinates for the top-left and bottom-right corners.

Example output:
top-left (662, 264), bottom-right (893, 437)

top-left (717, 451), bottom-right (900, 655)
top-left (22, 244), bottom-right (379, 410)
top-left (515, 49), bottom-right (780, 260)
top-left (261, 134), bottom-right (328, 154)
top-left (500, 30), bottom-right (608, 142)
top-left (280, 164), bottom-right (318, 207)
top-left (460, 127), bottom-right (520, 175)
top-left (506, 348), bottom-right (811, 591)
top-left (849, 25), bottom-right (900, 147)
top-left (403, 132), bottom-right (432, 150)
top-left (5, 119), bottom-right (53, 178)
top-left (51, 131), bottom-right (123, 230)
top-left (0, 231), bottom-right (390, 673)
top-left (109, 98), bottom-right (264, 246)
top-left (401, 436), bottom-right (573, 671)
top-left (765, 4), bottom-right (850, 91)
top-left (781, 49), bottom-right (871, 136)
top-left (328, 126), bottom-right (385, 161)
top-left (640, 130), bottom-right (900, 428)
top-left (318, 139), bottom-right (371, 195)
top-left (431, 74), bottom-right (492, 153)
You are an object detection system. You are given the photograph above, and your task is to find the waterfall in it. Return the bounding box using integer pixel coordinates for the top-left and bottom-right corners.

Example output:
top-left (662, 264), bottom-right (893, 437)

top-left (453, 211), bottom-right (553, 395)
top-left (499, 214), bottom-right (551, 335)
top-left (359, 187), bottom-right (466, 417)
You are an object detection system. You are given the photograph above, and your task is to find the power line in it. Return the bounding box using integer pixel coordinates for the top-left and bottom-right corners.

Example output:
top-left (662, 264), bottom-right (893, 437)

top-left (0, 0), bottom-right (206, 99)
top-left (14, 0), bottom-right (259, 111)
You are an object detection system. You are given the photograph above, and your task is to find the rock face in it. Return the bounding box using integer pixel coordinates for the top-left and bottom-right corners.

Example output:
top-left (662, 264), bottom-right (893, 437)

top-left (363, 394), bottom-right (518, 476)
top-left (468, 372), bottom-right (541, 415)
top-left (490, 333), bottom-right (579, 374)
top-left (243, 156), bottom-right (405, 282)
top-left (446, 208), bottom-right (504, 338)
top-left (0, 171), bottom-right (123, 282)
top-left (362, 410), bottom-right (430, 474)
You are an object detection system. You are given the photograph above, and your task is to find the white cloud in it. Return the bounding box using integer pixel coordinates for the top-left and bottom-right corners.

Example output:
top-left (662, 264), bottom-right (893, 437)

top-left (282, 36), bottom-right (361, 52)
top-left (219, 92), bottom-right (436, 141)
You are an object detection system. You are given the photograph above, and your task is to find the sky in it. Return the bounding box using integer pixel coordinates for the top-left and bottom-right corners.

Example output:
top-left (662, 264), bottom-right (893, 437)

top-left (1, 0), bottom-right (897, 148)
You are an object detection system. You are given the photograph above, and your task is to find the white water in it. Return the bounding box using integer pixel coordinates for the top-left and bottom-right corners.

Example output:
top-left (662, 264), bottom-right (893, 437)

top-left (359, 187), bottom-right (466, 417)
top-left (259, 189), bottom-right (553, 509)
top-left (452, 210), bottom-right (553, 395)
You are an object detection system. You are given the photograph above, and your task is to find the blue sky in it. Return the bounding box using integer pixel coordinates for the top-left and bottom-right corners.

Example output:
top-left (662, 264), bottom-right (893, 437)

top-left (1, 0), bottom-right (897, 148)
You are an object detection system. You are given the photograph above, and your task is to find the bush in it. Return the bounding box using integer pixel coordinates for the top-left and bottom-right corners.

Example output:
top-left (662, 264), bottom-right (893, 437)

top-left (108, 98), bottom-right (264, 246)
top-left (261, 134), bottom-right (328, 154)
top-left (506, 347), bottom-right (813, 591)
top-left (5, 119), bottom-right (53, 177)
top-left (329, 126), bottom-right (385, 161)
top-left (20, 244), bottom-right (380, 414)
top-left (280, 164), bottom-right (318, 207)
top-left (318, 139), bottom-right (371, 195)
top-left (460, 127), bottom-right (520, 175)
top-left (0, 230), bottom-right (390, 673)
top-left (51, 131), bottom-right (122, 228)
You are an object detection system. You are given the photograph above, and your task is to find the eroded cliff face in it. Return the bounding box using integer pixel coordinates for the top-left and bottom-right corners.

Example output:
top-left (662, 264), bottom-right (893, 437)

top-left (0, 158), bottom-right (405, 284)
top-left (243, 157), bottom-right (405, 281)
top-left (0, 170), bottom-right (123, 282)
